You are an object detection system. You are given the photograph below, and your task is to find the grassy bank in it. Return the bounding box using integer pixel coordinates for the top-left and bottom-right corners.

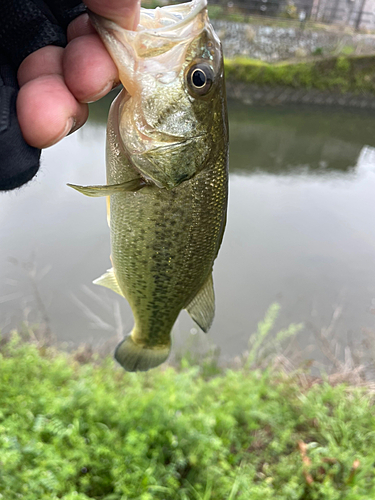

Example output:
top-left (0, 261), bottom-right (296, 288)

top-left (1, 331), bottom-right (375, 499)
top-left (225, 55), bottom-right (375, 94)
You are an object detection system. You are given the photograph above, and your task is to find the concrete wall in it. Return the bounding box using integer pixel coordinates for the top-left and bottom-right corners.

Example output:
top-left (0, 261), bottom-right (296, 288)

top-left (212, 19), bottom-right (375, 61)
top-left (311, 0), bottom-right (375, 30)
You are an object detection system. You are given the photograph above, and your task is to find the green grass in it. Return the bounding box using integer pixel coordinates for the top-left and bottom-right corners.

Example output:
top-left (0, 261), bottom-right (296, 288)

top-left (1, 322), bottom-right (375, 500)
top-left (225, 55), bottom-right (375, 94)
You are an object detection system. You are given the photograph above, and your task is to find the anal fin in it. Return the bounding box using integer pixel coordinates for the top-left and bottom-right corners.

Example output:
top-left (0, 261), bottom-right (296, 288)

top-left (186, 273), bottom-right (215, 333)
top-left (93, 268), bottom-right (124, 297)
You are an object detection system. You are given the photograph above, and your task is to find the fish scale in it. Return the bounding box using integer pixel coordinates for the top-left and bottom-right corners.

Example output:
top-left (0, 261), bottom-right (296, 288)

top-left (68, 0), bottom-right (228, 371)
top-left (110, 149), bottom-right (227, 346)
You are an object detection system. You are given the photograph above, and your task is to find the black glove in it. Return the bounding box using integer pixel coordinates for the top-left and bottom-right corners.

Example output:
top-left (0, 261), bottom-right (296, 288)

top-left (0, 0), bottom-right (86, 191)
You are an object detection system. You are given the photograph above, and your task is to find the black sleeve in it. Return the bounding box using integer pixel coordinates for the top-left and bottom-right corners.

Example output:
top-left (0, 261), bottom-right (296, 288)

top-left (43, 0), bottom-right (87, 30)
top-left (0, 0), bottom-right (85, 192)
top-left (0, 0), bottom-right (86, 69)
top-left (0, 53), bottom-right (40, 191)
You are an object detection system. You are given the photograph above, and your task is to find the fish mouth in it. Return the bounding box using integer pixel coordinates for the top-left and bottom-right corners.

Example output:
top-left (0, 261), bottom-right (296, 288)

top-left (137, 0), bottom-right (208, 34)
top-left (90, 0), bottom-right (208, 35)
top-left (89, 0), bottom-right (211, 96)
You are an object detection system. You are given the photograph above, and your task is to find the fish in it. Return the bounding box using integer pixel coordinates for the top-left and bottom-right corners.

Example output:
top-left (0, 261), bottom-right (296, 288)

top-left (68, 0), bottom-right (229, 372)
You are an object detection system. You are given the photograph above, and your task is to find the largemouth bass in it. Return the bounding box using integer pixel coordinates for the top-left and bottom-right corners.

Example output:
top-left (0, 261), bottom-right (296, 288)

top-left (68, 0), bottom-right (228, 371)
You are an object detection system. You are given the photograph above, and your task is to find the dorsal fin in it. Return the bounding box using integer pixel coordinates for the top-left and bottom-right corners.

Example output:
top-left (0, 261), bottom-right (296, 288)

top-left (186, 273), bottom-right (215, 333)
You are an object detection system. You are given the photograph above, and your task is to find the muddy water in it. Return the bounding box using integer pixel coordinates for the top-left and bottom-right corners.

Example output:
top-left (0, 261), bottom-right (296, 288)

top-left (2, 96), bottom-right (375, 367)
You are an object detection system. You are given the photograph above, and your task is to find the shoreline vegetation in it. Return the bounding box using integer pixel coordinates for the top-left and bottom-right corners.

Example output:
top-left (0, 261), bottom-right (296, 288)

top-left (224, 55), bottom-right (375, 95)
top-left (2, 305), bottom-right (375, 499)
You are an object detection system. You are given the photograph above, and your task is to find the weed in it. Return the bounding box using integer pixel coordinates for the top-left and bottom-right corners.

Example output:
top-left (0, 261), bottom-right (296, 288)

top-left (1, 313), bottom-right (375, 499)
top-left (225, 54), bottom-right (375, 94)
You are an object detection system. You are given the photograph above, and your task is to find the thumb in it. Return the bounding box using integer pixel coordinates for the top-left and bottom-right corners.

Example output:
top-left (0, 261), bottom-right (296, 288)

top-left (84, 0), bottom-right (140, 30)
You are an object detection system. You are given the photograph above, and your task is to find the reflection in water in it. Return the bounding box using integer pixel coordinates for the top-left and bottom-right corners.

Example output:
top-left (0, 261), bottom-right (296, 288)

top-left (228, 100), bottom-right (375, 176)
top-left (2, 95), bottom-right (375, 368)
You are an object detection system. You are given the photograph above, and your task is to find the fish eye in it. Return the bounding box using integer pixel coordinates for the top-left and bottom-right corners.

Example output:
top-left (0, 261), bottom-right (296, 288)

top-left (186, 62), bottom-right (214, 97)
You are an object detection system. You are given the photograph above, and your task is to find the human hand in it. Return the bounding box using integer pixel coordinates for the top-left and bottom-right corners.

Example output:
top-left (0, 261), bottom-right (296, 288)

top-left (0, 0), bottom-right (140, 191)
top-left (18, 0), bottom-right (140, 149)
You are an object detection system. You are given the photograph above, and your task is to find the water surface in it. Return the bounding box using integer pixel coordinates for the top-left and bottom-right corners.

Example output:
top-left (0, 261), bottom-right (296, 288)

top-left (2, 96), bottom-right (375, 367)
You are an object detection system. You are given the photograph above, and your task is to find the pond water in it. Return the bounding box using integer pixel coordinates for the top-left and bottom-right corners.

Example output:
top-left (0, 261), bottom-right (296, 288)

top-left (2, 95), bottom-right (375, 368)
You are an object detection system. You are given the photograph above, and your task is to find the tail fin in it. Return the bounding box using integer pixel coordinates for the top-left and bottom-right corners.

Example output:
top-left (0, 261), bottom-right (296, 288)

top-left (114, 335), bottom-right (170, 372)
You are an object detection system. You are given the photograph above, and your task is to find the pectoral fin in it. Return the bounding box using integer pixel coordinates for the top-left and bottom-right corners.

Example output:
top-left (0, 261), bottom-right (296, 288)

top-left (186, 273), bottom-right (215, 333)
top-left (67, 178), bottom-right (145, 197)
top-left (93, 268), bottom-right (124, 297)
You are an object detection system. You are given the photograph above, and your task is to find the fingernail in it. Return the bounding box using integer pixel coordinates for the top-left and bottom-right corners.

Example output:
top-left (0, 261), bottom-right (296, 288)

top-left (111, 4), bottom-right (140, 30)
top-left (133, 6), bottom-right (141, 31)
top-left (132, 2), bottom-right (141, 30)
top-left (44, 118), bottom-right (75, 148)
top-left (67, 118), bottom-right (78, 136)
top-left (83, 80), bottom-right (115, 103)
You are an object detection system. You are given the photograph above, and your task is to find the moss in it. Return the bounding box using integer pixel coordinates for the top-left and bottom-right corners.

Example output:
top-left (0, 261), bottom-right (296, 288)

top-left (335, 56), bottom-right (350, 72)
top-left (224, 55), bottom-right (375, 94)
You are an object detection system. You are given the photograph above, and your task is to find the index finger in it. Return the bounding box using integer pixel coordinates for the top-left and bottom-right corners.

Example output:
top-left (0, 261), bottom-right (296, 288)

top-left (84, 0), bottom-right (140, 30)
